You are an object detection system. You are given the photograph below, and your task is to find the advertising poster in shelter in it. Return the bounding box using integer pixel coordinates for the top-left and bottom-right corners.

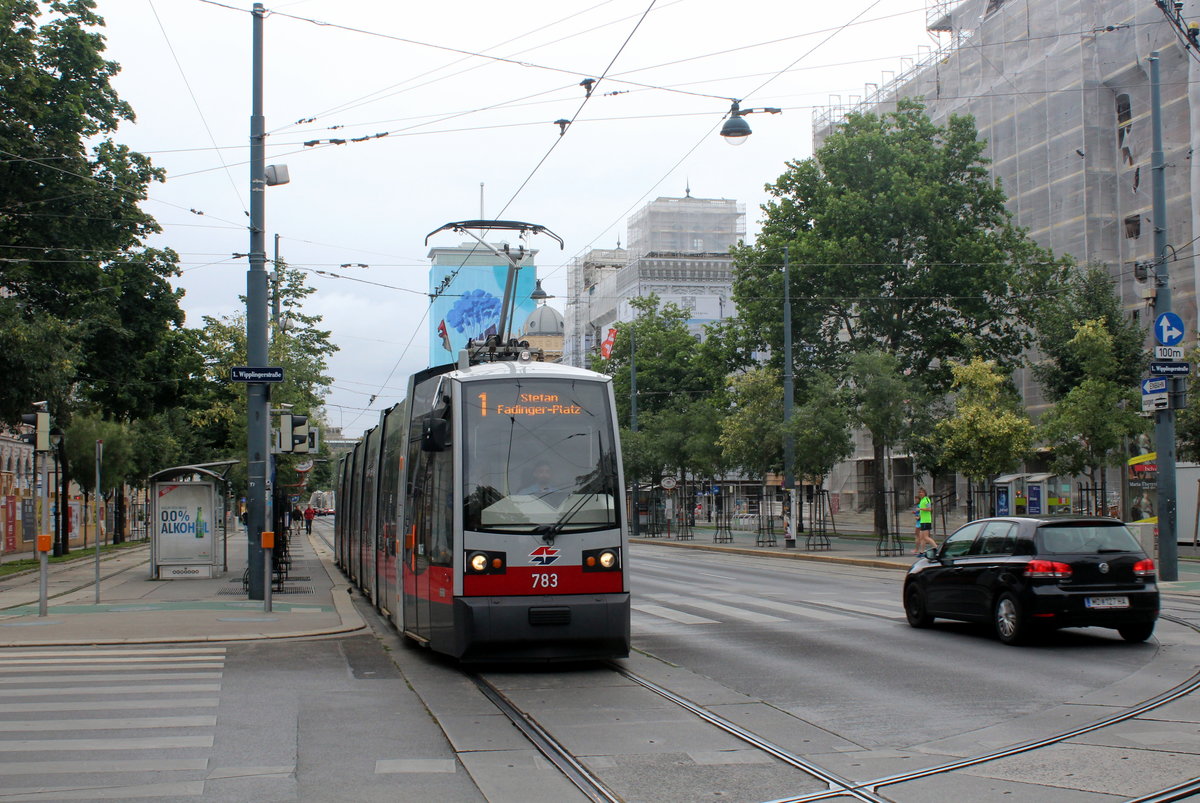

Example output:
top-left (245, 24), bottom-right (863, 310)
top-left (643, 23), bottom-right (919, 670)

top-left (1126, 452), bottom-right (1157, 523)
top-left (154, 483), bottom-right (214, 564)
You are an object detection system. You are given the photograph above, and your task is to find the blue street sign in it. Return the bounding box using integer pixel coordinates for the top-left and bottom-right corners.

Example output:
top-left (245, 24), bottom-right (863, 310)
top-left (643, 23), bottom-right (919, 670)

top-left (1150, 362), bottom-right (1191, 376)
top-left (1155, 311), bottom-right (1185, 346)
top-left (231, 366), bottom-right (285, 383)
top-left (1143, 377), bottom-right (1168, 394)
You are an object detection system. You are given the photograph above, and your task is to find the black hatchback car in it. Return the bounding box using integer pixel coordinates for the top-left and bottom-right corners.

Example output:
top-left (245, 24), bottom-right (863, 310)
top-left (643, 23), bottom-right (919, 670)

top-left (903, 516), bottom-right (1159, 645)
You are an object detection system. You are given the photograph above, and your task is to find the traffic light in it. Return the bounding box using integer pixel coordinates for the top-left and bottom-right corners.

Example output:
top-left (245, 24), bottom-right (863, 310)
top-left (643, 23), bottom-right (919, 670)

top-left (20, 410), bottom-right (49, 452)
top-left (281, 413), bottom-right (309, 454)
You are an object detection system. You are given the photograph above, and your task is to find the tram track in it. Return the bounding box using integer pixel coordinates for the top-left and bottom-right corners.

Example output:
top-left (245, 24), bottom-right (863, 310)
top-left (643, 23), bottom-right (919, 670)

top-left (0, 545), bottom-right (149, 610)
top-left (468, 612), bottom-right (1200, 803)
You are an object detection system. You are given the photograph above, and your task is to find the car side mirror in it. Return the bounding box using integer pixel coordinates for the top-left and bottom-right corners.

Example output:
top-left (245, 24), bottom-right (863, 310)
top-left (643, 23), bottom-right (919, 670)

top-left (922, 546), bottom-right (939, 560)
top-left (421, 418), bottom-right (450, 452)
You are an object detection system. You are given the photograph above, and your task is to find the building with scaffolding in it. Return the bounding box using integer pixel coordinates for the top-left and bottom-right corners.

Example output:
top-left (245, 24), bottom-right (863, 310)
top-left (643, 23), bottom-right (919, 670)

top-left (563, 193), bottom-right (746, 367)
top-left (812, 0), bottom-right (1200, 517)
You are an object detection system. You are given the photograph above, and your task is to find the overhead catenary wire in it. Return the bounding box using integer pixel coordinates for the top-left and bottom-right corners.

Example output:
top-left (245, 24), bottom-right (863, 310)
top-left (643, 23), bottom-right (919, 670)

top-left (146, 0), bottom-right (247, 215)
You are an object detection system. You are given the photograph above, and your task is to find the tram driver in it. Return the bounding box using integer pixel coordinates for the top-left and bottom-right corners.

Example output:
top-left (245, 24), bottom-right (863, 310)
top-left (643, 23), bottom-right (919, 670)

top-left (518, 460), bottom-right (571, 506)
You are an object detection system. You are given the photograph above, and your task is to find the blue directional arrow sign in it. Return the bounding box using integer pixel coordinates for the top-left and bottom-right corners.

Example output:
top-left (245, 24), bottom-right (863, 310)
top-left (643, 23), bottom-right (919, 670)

top-left (1142, 377), bottom-right (1168, 395)
top-left (1155, 311), bottom-right (1185, 346)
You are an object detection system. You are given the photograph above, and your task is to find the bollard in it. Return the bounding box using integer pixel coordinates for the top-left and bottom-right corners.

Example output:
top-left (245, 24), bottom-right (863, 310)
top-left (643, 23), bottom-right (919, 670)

top-left (36, 533), bottom-right (52, 617)
top-left (262, 530), bottom-right (274, 612)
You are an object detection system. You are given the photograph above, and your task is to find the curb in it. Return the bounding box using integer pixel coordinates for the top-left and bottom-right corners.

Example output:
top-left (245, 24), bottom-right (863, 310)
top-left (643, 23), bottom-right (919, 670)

top-left (0, 530), bottom-right (366, 648)
top-left (630, 537), bottom-right (911, 571)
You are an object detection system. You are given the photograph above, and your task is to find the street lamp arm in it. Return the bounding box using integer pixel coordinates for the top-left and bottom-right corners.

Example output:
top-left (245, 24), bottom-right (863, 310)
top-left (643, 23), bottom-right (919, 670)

top-left (720, 101), bottom-right (782, 144)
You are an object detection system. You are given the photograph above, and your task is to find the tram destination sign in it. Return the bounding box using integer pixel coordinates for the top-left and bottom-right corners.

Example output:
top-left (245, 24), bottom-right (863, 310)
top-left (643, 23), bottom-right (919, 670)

top-left (1149, 362), bottom-right (1191, 376)
top-left (230, 366), bottom-right (285, 383)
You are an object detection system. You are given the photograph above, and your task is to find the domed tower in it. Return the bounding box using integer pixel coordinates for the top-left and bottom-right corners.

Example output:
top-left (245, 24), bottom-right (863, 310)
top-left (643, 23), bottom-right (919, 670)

top-left (519, 294), bottom-right (565, 362)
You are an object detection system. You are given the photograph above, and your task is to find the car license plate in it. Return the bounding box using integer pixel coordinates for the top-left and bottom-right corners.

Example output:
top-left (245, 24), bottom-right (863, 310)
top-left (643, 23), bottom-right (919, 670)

top-left (1085, 596), bottom-right (1129, 609)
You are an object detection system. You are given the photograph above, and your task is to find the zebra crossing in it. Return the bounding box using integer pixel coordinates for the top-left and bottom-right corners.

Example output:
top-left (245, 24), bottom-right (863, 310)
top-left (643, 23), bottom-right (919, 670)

top-left (0, 646), bottom-right (227, 801)
top-left (631, 588), bottom-right (905, 631)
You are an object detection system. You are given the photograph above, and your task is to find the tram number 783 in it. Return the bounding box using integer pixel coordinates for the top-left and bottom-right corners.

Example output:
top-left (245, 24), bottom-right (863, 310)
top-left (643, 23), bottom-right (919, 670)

top-left (532, 573), bottom-right (559, 589)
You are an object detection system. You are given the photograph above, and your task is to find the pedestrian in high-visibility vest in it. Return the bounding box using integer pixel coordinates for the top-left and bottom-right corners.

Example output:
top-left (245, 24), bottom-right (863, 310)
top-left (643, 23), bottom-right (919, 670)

top-left (914, 487), bottom-right (936, 554)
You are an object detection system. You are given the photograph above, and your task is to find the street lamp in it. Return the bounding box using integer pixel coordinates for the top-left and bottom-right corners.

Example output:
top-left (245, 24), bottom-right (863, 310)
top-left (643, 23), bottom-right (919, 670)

top-left (720, 101), bottom-right (782, 145)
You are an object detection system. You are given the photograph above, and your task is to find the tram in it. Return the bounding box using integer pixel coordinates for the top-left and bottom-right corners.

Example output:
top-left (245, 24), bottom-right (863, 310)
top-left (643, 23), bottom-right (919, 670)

top-left (334, 221), bottom-right (630, 663)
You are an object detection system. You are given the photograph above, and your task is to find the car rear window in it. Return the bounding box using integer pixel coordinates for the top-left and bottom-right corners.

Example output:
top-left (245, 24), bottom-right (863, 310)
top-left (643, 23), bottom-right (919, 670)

top-left (1038, 524), bottom-right (1142, 554)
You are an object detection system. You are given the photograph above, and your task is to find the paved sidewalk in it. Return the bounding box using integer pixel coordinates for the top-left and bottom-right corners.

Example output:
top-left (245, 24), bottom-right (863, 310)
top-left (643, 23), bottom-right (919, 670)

top-left (0, 520), bottom-right (363, 648)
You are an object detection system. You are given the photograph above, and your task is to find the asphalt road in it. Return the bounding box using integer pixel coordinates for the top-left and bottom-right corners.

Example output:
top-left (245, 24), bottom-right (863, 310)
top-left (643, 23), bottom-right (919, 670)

top-left (1, 538), bottom-right (1195, 802)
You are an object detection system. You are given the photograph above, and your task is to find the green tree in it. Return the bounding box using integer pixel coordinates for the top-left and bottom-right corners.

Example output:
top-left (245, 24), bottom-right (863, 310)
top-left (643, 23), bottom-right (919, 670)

top-left (1032, 264), bottom-right (1146, 402)
top-left (936, 358), bottom-right (1035, 518)
top-left (192, 266), bottom-right (338, 494)
top-left (847, 350), bottom-right (919, 534)
top-left (1178, 346), bottom-right (1200, 462)
top-left (0, 1), bottom-right (190, 425)
top-left (787, 375), bottom-right (853, 487)
top-left (596, 294), bottom-right (726, 486)
top-left (1039, 320), bottom-right (1148, 512)
top-left (731, 100), bottom-right (1064, 388)
top-left (718, 367), bottom-right (783, 483)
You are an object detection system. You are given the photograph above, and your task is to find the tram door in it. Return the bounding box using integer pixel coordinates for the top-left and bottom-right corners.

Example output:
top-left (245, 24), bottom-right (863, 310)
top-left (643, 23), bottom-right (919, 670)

top-left (376, 406), bottom-right (405, 620)
top-left (402, 370), bottom-right (452, 641)
top-left (361, 427), bottom-right (381, 604)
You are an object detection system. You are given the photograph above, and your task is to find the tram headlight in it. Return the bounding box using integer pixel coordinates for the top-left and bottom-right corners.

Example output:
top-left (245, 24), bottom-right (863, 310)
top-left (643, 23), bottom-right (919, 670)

top-left (582, 547), bottom-right (620, 572)
top-left (466, 550), bottom-right (506, 574)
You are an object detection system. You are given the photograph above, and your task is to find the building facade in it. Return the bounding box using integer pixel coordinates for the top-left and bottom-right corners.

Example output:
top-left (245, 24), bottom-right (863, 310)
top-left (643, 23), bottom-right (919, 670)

top-left (813, 0), bottom-right (1200, 515)
top-left (564, 194), bottom-right (746, 367)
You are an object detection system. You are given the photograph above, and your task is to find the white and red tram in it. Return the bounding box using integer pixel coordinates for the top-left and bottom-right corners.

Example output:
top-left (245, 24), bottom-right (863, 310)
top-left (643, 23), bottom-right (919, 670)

top-left (335, 351), bottom-right (630, 662)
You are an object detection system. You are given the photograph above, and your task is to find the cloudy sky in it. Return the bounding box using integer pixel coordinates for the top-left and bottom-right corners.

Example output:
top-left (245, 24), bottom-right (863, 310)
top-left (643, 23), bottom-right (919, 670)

top-left (95, 0), bottom-right (938, 437)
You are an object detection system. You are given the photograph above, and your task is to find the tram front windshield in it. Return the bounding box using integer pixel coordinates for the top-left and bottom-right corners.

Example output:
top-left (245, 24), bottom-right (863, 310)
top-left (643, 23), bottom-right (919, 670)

top-left (463, 378), bottom-right (620, 534)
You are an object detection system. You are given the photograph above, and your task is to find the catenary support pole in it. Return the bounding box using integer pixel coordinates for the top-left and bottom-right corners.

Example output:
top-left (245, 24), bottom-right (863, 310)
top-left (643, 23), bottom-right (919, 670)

top-left (245, 3), bottom-right (270, 599)
top-left (630, 329), bottom-right (638, 539)
top-left (1150, 52), bottom-right (1179, 581)
top-left (94, 440), bottom-right (102, 603)
top-left (783, 246), bottom-right (796, 546)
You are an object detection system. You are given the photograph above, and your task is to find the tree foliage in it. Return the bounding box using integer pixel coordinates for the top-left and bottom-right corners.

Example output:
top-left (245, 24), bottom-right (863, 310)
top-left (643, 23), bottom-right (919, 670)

top-left (787, 375), bottom-right (853, 483)
top-left (730, 99), bottom-right (1067, 392)
top-left (1032, 265), bottom-right (1145, 402)
top-left (0, 1), bottom-right (190, 425)
top-left (1038, 320), bottom-right (1147, 485)
top-left (595, 295), bottom-right (726, 482)
top-left (718, 367), bottom-right (783, 480)
top-left (847, 349), bottom-right (921, 533)
top-left (936, 358), bottom-right (1035, 484)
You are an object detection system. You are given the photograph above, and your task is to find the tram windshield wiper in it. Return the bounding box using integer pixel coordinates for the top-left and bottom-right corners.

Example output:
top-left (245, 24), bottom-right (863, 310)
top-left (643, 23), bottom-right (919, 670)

top-left (534, 492), bottom-right (601, 543)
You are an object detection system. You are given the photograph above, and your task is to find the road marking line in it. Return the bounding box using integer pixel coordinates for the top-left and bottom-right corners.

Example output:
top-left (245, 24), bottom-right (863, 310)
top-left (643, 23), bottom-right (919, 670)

top-left (0, 735), bottom-right (214, 751)
top-left (0, 781), bottom-right (206, 800)
top-left (0, 672), bottom-right (221, 685)
top-left (0, 684), bottom-right (220, 698)
top-left (0, 716), bottom-right (218, 732)
top-left (648, 594), bottom-right (786, 623)
top-left (632, 603), bottom-right (719, 624)
top-left (0, 699), bottom-right (219, 713)
top-left (0, 759), bottom-right (209, 775)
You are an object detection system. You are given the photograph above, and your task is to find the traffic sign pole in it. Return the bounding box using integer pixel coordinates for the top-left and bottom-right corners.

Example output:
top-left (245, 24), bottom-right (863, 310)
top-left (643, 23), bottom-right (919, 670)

top-left (1149, 53), bottom-right (1178, 582)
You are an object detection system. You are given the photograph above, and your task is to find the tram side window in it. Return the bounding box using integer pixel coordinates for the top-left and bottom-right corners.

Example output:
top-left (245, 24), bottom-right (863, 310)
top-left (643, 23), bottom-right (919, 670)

top-left (427, 443), bottom-right (453, 566)
top-left (407, 412), bottom-right (453, 568)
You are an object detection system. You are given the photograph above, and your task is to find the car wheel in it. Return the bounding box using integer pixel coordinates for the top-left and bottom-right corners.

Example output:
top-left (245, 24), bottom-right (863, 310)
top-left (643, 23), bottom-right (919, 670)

top-left (905, 585), bottom-right (932, 628)
top-left (993, 592), bottom-right (1027, 645)
top-left (1117, 622), bottom-right (1156, 643)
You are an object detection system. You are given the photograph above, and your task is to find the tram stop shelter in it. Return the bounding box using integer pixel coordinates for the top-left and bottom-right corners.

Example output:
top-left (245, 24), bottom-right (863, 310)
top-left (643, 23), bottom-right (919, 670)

top-left (148, 463), bottom-right (234, 580)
